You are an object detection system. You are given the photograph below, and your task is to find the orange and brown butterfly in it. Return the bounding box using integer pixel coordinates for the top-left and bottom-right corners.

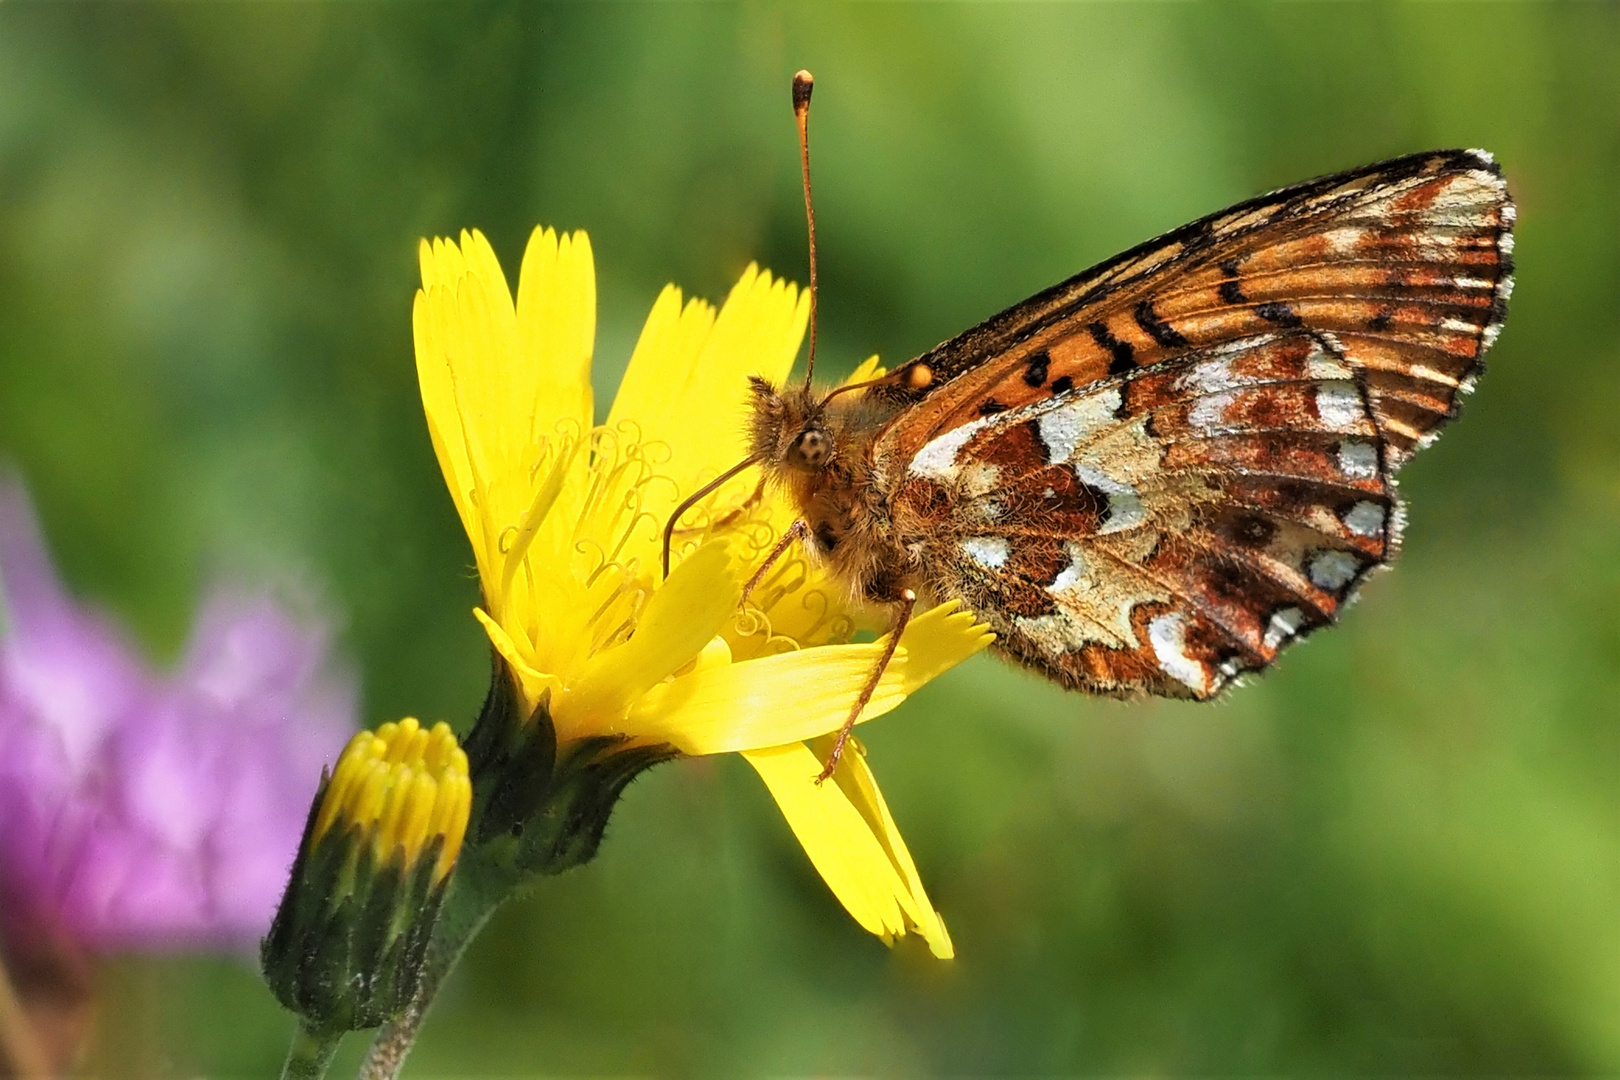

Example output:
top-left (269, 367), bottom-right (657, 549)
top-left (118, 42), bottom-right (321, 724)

top-left (669, 71), bottom-right (1514, 781)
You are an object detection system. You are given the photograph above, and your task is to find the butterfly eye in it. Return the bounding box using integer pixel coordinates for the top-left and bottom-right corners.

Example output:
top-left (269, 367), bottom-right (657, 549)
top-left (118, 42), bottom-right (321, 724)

top-left (787, 428), bottom-right (833, 470)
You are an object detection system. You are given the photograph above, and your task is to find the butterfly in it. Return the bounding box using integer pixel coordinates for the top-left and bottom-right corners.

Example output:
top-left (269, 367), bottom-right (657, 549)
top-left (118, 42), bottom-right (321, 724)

top-left (669, 72), bottom-right (1514, 780)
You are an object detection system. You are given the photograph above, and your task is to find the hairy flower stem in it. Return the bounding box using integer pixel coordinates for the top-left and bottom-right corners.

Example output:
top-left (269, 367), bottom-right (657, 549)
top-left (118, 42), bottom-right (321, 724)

top-left (280, 1022), bottom-right (341, 1080)
top-left (354, 850), bottom-right (509, 1080)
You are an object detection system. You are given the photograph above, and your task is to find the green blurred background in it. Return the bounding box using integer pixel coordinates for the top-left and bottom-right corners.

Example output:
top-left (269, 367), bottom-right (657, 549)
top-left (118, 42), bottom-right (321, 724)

top-left (1, 3), bottom-right (1616, 1076)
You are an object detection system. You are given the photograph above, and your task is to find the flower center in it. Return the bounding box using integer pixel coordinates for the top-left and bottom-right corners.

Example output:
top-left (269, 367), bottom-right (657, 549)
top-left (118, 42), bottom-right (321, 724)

top-left (487, 420), bottom-right (858, 688)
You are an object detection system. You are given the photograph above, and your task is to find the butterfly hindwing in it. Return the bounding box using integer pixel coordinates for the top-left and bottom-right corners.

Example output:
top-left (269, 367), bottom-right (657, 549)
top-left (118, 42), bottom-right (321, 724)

top-left (891, 330), bottom-right (1403, 698)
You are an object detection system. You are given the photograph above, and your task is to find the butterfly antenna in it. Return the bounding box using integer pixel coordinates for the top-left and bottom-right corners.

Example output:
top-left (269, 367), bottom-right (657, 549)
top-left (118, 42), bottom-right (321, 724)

top-left (793, 69), bottom-right (818, 394)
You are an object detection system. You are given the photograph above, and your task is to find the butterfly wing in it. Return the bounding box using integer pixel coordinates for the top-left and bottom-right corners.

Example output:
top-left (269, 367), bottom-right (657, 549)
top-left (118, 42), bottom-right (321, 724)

top-left (892, 330), bottom-right (1396, 697)
top-left (874, 149), bottom-right (1512, 470)
top-left (877, 149), bottom-right (1513, 698)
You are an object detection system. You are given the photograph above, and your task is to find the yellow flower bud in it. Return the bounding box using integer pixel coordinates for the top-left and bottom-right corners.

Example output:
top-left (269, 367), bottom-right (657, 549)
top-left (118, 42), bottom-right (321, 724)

top-left (312, 718), bottom-right (470, 882)
top-left (264, 718), bottom-right (473, 1034)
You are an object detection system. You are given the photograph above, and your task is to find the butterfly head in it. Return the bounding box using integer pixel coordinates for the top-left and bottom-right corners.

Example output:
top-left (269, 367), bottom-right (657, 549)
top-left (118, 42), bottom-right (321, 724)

top-left (747, 376), bottom-right (835, 474)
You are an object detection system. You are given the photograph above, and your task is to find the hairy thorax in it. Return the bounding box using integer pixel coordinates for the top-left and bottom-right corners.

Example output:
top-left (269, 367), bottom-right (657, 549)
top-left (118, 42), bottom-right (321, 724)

top-left (747, 378), bottom-right (917, 604)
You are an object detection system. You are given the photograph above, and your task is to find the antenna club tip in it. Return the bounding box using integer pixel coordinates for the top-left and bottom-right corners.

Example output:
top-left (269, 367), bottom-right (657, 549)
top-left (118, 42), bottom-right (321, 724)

top-left (792, 70), bottom-right (814, 112)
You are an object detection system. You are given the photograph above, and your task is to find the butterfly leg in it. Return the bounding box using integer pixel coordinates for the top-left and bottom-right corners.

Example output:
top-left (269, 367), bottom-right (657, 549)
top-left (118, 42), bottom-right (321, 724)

top-left (741, 519), bottom-right (808, 605)
top-left (815, 587), bottom-right (916, 784)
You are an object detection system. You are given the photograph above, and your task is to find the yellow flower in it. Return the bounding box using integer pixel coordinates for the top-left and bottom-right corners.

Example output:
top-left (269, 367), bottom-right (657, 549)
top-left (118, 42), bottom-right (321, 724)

top-left (413, 227), bottom-right (993, 957)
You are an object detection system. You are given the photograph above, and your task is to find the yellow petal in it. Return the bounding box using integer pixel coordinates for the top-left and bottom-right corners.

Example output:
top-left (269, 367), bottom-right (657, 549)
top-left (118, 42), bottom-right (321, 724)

top-left (606, 284), bottom-right (716, 436)
top-left (492, 229), bottom-right (597, 646)
top-left (414, 270), bottom-right (497, 585)
top-left (844, 354), bottom-right (886, 384)
top-left (679, 634), bottom-right (733, 679)
top-left (473, 606), bottom-right (562, 713)
top-left (623, 602), bottom-right (993, 754)
top-left (742, 740), bottom-right (951, 957)
top-left (554, 540), bottom-right (746, 739)
top-left (812, 731), bottom-right (953, 957)
top-left (426, 228), bottom-right (596, 502)
top-left (607, 265), bottom-right (808, 575)
top-left (611, 265), bottom-right (806, 464)
top-left (433, 233), bottom-right (523, 531)
top-left (516, 227), bottom-right (595, 447)
top-left (413, 227), bottom-right (598, 657)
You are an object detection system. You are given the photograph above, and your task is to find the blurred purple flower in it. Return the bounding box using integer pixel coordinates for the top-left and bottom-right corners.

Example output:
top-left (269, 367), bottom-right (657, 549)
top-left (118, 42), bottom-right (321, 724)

top-left (0, 475), bottom-right (355, 950)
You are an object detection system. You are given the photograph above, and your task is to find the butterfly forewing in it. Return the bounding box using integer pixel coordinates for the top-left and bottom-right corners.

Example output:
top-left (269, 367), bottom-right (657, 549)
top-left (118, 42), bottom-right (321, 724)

top-left (874, 149), bottom-right (1512, 470)
top-left (877, 150), bottom-right (1512, 698)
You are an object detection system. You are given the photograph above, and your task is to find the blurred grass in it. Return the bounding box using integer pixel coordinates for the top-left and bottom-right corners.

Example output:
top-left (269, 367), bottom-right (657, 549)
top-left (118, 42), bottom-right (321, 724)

top-left (0, 3), bottom-right (1615, 1076)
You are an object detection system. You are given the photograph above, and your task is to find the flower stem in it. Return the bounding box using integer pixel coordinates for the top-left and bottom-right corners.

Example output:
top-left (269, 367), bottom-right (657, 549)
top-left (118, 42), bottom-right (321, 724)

top-left (354, 850), bottom-right (508, 1080)
top-left (354, 992), bottom-right (424, 1080)
top-left (280, 1022), bottom-right (341, 1080)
